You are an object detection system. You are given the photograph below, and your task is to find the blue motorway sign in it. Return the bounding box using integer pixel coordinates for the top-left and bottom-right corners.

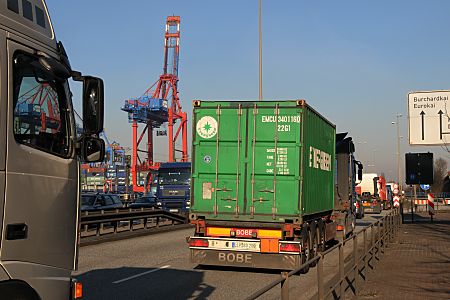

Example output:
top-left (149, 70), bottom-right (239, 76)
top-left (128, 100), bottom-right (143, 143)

top-left (420, 184), bottom-right (430, 191)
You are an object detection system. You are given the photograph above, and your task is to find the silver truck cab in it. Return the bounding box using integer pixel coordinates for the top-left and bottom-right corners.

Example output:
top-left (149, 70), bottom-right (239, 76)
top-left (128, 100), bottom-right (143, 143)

top-left (0, 0), bottom-right (105, 299)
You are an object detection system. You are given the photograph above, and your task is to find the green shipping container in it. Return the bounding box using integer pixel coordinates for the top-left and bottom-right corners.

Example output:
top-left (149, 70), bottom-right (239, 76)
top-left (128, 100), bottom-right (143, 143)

top-left (191, 100), bottom-right (336, 223)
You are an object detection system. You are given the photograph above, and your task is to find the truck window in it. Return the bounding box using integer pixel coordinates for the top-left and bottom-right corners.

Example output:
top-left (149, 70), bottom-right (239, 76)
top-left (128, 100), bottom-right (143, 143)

top-left (158, 171), bottom-right (190, 185)
top-left (13, 52), bottom-right (71, 157)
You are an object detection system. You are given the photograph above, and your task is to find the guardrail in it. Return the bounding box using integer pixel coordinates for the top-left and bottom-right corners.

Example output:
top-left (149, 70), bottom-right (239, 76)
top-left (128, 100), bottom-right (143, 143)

top-left (80, 208), bottom-right (189, 245)
top-left (246, 209), bottom-right (401, 300)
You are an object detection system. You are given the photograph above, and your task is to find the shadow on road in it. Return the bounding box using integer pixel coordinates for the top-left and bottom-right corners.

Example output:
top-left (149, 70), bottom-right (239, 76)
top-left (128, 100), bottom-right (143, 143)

top-left (194, 264), bottom-right (283, 275)
top-left (75, 267), bottom-right (214, 300)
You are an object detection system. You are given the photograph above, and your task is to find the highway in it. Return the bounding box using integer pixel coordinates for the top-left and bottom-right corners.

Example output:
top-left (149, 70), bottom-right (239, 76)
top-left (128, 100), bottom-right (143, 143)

top-left (74, 211), bottom-right (388, 300)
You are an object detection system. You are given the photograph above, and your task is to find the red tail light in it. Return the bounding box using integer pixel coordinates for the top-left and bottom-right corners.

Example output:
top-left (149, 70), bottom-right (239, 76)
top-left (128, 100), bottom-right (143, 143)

top-left (373, 200), bottom-right (377, 205)
top-left (356, 202), bottom-right (360, 209)
top-left (189, 239), bottom-right (209, 247)
top-left (279, 243), bottom-right (301, 253)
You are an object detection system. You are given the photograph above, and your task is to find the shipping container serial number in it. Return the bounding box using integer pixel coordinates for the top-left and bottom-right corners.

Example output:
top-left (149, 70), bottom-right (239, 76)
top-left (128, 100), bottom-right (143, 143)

top-left (261, 115), bottom-right (300, 123)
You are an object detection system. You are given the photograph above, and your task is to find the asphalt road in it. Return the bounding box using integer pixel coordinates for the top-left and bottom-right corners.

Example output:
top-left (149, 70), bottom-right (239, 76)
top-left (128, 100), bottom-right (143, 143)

top-left (74, 211), bottom-right (388, 300)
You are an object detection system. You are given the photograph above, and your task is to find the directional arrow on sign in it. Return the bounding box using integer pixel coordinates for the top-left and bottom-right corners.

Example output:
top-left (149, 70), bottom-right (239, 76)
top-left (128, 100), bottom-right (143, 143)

top-left (438, 110), bottom-right (443, 140)
top-left (420, 111), bottom-right (425, 140)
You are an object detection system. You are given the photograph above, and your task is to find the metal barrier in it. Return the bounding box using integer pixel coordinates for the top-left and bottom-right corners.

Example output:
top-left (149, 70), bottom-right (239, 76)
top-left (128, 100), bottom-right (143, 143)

top-left (245, 209), bottom-right (401, 300)
top-left (80, 208), bottom-right (188, 241)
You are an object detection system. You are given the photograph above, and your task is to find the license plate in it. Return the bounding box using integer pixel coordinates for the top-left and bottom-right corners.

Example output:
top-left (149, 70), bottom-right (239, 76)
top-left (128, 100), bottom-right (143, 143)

top-left (169, 209), bottom-right (179, 213)
top-left (365, 208), bottom-right (373, 212)
top-left (208, 239), bottom-right (260, 252)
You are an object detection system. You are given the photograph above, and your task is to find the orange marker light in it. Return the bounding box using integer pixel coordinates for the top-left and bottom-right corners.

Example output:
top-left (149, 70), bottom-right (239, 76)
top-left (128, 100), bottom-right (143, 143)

top-left (73, 281), bottom-right (82, 299)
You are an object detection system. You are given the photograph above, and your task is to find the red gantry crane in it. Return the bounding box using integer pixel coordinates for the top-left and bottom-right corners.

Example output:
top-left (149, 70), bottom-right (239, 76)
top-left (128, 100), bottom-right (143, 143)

top-left (122, 16), bottom-right (188, 193)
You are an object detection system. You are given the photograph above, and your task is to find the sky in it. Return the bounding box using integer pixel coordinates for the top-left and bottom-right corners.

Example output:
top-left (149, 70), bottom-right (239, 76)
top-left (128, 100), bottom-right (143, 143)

top-left (45, 0), bottom-right (450, 182)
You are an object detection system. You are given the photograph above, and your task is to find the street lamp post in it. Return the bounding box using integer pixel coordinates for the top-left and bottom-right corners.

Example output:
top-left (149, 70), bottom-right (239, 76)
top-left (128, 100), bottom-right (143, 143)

top-left (392, 114), bottom-right (402, 192)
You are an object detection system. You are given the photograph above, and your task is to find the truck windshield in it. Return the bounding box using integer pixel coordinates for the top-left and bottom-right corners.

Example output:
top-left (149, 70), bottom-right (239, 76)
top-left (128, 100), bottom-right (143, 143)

top-left (158, 171), bottom-right (190, 185)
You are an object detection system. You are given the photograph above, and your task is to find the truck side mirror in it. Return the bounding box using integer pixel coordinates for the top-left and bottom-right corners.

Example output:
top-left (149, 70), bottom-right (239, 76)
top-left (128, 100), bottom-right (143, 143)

top-left (82, 76), bottom-right (104, 134)
top-left (81, 136), bottom-right (105, 163)
top-left (358, 166), bottom-right (363, 181)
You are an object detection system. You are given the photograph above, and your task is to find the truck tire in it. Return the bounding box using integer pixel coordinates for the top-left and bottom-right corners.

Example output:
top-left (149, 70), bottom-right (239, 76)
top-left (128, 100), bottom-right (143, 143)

top-left (317, 220), bottom-right (325, 252)
top-left (300, 224), bottom-right (311, 274)
top-left (0, 280), bottom-right (40, 300)
top-left (309, 221), bottom-right (318, 267)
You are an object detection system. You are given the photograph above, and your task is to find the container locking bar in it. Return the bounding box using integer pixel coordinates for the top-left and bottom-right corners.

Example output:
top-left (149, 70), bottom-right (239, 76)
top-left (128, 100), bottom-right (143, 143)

top-left (250, 103), bottom-right (258, 218)
top-left (213, 105), bottom-right (222, 216)
top-left (234, 104), bottom-right (242, 218)
top-left (272, 103), bottom-right (280, 220)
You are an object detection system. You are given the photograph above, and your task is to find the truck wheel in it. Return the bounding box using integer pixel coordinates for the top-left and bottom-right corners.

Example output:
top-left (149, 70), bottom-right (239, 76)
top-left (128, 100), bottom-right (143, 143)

top-left (309, 222), bottom-right (318, 267)
top-left (317, 222), bottom-right (325, 252)
top-left (300, 225), bottom-right (311, 274)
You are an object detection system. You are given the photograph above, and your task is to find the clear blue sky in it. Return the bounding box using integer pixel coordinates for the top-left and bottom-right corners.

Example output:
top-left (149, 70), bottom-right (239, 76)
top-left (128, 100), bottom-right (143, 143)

top-left (46, 0), bottom-right (450, 182)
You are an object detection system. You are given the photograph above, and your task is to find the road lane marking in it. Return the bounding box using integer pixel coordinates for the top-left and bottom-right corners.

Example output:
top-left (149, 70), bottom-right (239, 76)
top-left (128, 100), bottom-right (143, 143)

top-left (112, 265), bottom-right (170, 284)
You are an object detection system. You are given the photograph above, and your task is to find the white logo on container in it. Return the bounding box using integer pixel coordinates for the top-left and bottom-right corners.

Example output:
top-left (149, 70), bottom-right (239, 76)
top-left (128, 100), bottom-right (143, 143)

top-left (196, 116), bottom-right (218, 139)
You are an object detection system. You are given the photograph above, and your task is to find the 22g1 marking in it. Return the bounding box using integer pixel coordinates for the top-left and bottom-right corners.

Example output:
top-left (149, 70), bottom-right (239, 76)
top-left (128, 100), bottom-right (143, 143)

top-left (278, 124), bottom-right (291, 132)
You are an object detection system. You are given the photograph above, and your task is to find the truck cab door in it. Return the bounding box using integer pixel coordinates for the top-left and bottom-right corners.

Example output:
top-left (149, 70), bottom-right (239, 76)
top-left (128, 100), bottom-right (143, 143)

top-left (1, 38), bottom-right (78, 284)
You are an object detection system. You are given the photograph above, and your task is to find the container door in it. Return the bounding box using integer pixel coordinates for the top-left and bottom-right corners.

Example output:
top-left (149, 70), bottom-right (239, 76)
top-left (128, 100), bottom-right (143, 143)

top-left (246, 104), bottom-right (302, 219)
top-left (192, 102), bottom-right (303, 220)
top-left (192, 104), bottom-right (247, 217)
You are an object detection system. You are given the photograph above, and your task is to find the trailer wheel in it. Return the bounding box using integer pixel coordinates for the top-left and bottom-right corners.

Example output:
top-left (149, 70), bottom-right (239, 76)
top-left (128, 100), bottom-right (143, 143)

top-left (300, 224), bottom-right (311, 274)
top-left (309, 222), bottom-right (318, 267)
top-left (317, 220), bottom-right (325, 252)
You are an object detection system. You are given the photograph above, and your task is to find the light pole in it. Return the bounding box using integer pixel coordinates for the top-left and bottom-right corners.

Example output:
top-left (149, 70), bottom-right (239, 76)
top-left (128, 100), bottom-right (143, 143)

top-left (258, 0), bottom-right (263, 101)
top-left (391, 114), bottom-right (402, 192)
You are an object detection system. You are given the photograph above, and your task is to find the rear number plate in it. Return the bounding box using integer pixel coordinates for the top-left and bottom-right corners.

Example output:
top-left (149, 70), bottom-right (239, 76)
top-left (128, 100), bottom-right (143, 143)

top-left (208, 239), bottom-right (260, 252)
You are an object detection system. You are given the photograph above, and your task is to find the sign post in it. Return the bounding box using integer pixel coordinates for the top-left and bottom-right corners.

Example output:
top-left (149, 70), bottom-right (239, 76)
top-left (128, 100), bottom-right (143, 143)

top-left (427, 193), bottom-right (435, 223)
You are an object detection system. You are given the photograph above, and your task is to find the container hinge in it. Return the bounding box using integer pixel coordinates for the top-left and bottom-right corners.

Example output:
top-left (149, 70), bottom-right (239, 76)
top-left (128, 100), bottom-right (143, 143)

top-left (234, 205), bottom-right (240, 216)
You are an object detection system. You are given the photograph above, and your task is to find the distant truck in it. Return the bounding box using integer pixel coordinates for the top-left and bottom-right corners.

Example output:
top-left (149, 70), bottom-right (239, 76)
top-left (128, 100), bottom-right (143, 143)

top-left (156, 162), bottom-right (191, 213)
top-left (188, 100), bottom-right (361, 271)
top-left (0, 1), bottom-right (105, 299)
top-left (357, 173), bottom-right (383, 213)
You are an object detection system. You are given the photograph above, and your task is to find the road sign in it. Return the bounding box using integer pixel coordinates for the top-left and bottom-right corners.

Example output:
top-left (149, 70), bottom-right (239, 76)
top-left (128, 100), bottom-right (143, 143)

top-left (393, 183), bottom-right (398, 189)
top-left (427, 193), bottom-right (435, 215)
top-left (393, 196), bottom-right (400, 208)
top-left (408, 90), bottom-right (450, 145)
top-left (393, 188), bottom-right (399, 195)
top-left (420, 184), bottom-right (430, 191)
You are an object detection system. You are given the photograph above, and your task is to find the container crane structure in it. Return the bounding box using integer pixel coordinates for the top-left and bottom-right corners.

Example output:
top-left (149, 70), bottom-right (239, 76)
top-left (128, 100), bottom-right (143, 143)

top-left (122, 16), bottom-right (188, 193)
top-left (16, 83), bottom-right (61, 133)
